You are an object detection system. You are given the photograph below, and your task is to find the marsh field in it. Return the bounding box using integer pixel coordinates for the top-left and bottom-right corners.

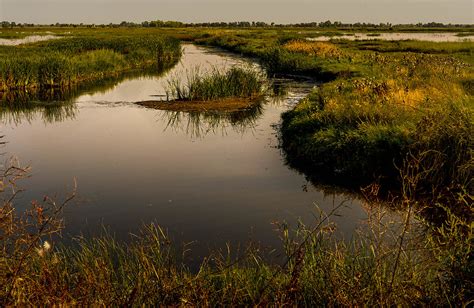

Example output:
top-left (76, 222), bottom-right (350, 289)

top-left (0, 26), bottom-right (473, 305)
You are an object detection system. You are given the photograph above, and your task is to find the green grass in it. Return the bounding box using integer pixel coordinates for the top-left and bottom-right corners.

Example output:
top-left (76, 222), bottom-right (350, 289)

top-left (0, 34), bottom-right (182, 94)
top-left (457, 32), bottom-right (474, 37)
top-left (0, 26), bottom-right (472, 306)
top-left (166, 66), bottom-right (266, 101)
top-left (279, 44), bottom-right (473, 198)
top-left (186, 28), bottom-right (473, 215)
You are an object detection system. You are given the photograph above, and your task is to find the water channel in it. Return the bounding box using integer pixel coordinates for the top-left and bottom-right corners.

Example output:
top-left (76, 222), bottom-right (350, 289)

top-left (1, 44), bottom-right (368, 260)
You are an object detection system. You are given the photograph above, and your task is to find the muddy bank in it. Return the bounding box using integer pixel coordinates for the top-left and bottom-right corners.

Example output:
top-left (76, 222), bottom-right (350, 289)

top-left (136, 97), bottom-right (262, 112)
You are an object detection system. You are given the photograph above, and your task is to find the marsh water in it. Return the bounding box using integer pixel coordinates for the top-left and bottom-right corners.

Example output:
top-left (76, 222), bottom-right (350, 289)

top-left (1, 45), bottom-right (368, 260)
top-left (307, 32), bottom-right (474, 42)
top-left (0, 34), bottom-right (61, 45)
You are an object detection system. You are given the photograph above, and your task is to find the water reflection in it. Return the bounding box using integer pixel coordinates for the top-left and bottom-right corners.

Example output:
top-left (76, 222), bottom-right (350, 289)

top-left (0, 68), bottom-right (177, 125)
top-left (0, 68), bottom-right (172, 105)
top-left (1, 44), bottom-right (368, 258)
top-left (161, 101), bottom-right (265, 138)
top-left (0, 101), bottom-right (77, 125)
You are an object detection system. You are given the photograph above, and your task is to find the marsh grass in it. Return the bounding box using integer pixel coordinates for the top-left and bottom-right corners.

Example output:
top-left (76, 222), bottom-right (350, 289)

top-left (280, 51), bottom-right (473, 192)
top-left (276, 34), bottom-right (473, 212)
top-left (0, 35), bottom-right (182, 93)
top-left (283, 40), bottom-right (344, 59)
top-left (0, 157), bottom-right (471, 305)
top-left (0, 27), bottom-right (472, 305)
top-left (166, 66), bottom-right (266, 101)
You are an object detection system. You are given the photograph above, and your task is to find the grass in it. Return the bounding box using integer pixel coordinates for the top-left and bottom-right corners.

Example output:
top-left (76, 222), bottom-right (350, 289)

top-left (166, 66), bottom-right (266, 101)
top-left (0, 159), bottom-right (472, 305)
top-left (279, 43), bottom-right (473, 195)
top-left (186, 28), bottom-right (473, 218)
top-left (0, 26), bottom-right (472, 305)
top-left (0, 34), bottom-right (182, 95)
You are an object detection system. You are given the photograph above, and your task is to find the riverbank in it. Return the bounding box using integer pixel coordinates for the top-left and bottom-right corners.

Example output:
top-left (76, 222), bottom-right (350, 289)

top-left (137, 97), bottom-right (261, 112)
top-left (192, 29), bottom-right (473, 216)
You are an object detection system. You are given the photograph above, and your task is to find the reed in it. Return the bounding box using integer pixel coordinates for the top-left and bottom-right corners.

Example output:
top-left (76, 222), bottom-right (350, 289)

top-left (0, 35), bottom-right (182, 93)
top-left (0, 160), bottom-right (471, 305)
top-left (166, 66), bottom-right (266, 101)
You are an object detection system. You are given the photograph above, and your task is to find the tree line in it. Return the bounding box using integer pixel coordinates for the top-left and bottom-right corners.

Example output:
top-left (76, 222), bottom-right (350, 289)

top-left (1, 20), bottom-right (473, 29)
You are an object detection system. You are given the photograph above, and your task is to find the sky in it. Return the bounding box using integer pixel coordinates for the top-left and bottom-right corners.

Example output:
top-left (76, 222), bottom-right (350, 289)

top-left (1, 0), bottom-right (473, 24)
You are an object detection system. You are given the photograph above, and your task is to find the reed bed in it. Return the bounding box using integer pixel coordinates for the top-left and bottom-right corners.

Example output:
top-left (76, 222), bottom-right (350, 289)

top-left (166, 66), bottom-right (266, 101)
top-left (0, 35), bottom-right (182, 93)
top-left (283, 40), bottom-right (344, 58)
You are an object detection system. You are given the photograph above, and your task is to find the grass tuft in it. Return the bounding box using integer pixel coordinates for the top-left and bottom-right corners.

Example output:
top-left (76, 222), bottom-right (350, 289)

top-left (166, 66), bottom-right (266, 101)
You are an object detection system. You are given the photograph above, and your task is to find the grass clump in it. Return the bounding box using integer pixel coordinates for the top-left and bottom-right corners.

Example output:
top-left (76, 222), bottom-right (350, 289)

top-left (166, 66), bottom-right (266, 101)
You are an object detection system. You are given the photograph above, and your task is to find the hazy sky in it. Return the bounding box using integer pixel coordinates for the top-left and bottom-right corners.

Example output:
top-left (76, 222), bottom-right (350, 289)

top-left (1, 0), bottom-right (473, 24)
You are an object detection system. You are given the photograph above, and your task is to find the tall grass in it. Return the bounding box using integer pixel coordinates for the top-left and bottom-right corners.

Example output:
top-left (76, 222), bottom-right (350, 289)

top-left (166, 66), bottom-right (266, 101)
top-left (0, 158), bottom-right (471, 305)
top-left (278, 37), bottom-right (473, 210)
top-left (0, 36), bottom-right (182, 93)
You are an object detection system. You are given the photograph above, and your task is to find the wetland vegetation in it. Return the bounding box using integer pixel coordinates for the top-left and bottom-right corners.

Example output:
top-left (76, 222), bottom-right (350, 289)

top-left (166, 66), bottom-right (265, 102)
top-left (0, 33), bottom-right (182, 95)
top-left (138, 66), bottom-right (267, 111)
top-left (192, 29), bottom-right (473, 211)
top-left (0, 24), bottom-right (472, 305)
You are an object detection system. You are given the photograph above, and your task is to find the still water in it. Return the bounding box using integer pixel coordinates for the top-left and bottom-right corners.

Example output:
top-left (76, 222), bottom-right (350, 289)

top-left (307, 32), bottom-right (474, 42)
top-left (0, 34), bottom-right (60, 45)
top-left (1, 45), bottom-right (367, 259)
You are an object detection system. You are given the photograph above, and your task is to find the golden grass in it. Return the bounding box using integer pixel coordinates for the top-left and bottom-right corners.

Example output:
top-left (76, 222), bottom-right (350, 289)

top-left (283, 40), bottom-right (344, 59)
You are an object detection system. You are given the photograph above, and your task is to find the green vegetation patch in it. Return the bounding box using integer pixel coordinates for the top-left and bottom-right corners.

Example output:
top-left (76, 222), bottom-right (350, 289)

top-left (0, 35), bottom-right (182, 94)
top-left (166, 66), bottom-right (266, 101)
top-left (281, 42), bottom-right (473, 213)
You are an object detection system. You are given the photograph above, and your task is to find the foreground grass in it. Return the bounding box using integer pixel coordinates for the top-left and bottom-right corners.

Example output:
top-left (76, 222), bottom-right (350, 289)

top-left (0, 161), bottom-right (471, 306)
top-left (1, 205), bottom-right (472, 305)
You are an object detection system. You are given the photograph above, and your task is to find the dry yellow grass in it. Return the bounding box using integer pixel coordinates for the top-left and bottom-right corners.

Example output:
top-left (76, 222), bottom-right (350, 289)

top-left (283, 40), bottom-right (344, 58)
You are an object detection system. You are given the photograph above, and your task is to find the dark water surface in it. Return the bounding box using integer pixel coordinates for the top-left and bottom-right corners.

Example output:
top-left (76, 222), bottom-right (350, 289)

top-left (2, 45), bottom-right (367, 259)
